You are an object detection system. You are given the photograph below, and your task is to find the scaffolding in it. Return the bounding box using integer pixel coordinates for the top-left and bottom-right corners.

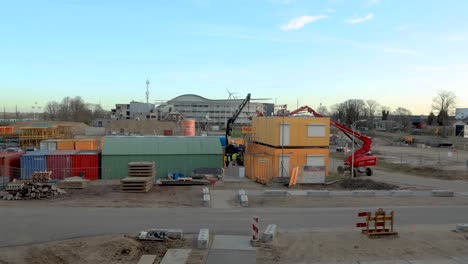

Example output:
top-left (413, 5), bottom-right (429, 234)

top-left (18, 125), bottom-right (72, 148)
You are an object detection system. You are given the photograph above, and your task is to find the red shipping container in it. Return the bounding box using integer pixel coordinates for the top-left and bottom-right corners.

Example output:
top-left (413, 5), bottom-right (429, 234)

top-left (0, 151), bottom-right (24, 178)
top-left (46, 150), bottom-right (77, 180)
top-left (72, 151), bottom-right (101, 180)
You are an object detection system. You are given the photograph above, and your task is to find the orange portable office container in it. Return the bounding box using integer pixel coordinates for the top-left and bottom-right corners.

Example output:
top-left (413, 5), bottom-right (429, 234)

top-left (252, 116), bottom-right (330, 147)
top-left (244, 142), bottom-right (329, 181)
top-left (56, 139), bottom-right (75, 150)
top-left (75, 139), bottom-right (98, 150)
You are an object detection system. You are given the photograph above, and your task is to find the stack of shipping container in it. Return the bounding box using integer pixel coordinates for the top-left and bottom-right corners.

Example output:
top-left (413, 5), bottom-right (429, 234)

top-left (244, 116), bottom-right (330, 183)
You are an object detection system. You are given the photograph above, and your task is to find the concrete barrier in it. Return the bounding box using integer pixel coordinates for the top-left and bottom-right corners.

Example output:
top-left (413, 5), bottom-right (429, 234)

top-left (456, 224), bottom-right (468, 233)
top-left (202, 187), bottom-right (210, 195)
top-left (352, 190), bottom-right (375, 197)
top-left (198, 228), bottom-right (210, 249)
top-left (137, 255), bottom-right (157, 264)
top-left (264, 190), bottom-right (288, 197)
top-left (262, 224), bottom-right (278, 242)
top-left (390, 190), bottom-right (413, 197)
top-left (203, 194), bottom-right (211, 207)
top-left (160, 249), bottom-right (192, 264)
top-left (240, 194), bottom-right (249, 207)
top-left (431, 190), bottom-right (454, 197)
top-left (238, 189), bottom-right (246, 197)
top-left (306, 190), bottom-right (330, 197)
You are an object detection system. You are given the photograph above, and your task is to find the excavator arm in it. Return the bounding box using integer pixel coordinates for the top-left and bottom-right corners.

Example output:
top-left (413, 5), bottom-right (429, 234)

top-left (225, 93), bottom-right (251, 154)
top-left (289, 106), bottom-right (377, 172)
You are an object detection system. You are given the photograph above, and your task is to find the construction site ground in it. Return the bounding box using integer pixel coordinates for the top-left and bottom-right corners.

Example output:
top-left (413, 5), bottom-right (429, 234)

top-left (1, 143), bottom-right (468, 263)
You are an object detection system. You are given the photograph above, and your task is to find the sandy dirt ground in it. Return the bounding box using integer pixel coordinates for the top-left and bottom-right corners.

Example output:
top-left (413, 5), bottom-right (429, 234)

top-left (0, 235), bottom-right (207, 264)
top-left (1, 231), bottom-right (466, 264)
top-left (258, 230), bottom-right (468, 263)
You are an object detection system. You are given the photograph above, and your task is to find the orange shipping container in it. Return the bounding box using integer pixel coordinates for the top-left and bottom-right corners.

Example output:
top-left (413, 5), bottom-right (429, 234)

top-left (244, 142), bottom-right (329, 182)
top-left (75, 139), bottom-right (98, 150)
top-left (0, 126), bottom-right (14, 135)
top-left (252, 116), bottom-right (330, 147)
top-left (56, 139), bottom-right (75, 150)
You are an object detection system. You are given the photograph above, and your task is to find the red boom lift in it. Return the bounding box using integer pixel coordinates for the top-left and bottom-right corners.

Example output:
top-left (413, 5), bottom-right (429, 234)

top-left (289, 106), bottom-right (377, 176)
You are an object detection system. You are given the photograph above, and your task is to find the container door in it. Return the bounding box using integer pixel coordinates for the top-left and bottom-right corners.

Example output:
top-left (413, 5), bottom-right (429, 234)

top-left (280, 124), bottom-right (290, 146)
top-left (278, 155), bottom-right (290, 177)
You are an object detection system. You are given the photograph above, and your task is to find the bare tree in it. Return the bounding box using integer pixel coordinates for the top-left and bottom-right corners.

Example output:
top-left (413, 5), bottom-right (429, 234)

top-left (44, 101), bottom-right (60, 120)
top-left (316, 105), bottom-right (330, 116)
top-left (432, 90), bottom-right (457, 137)
top-left (392, 107), bottom-right (412, 130)
top-left (366, 100), bottom-right (380, 129)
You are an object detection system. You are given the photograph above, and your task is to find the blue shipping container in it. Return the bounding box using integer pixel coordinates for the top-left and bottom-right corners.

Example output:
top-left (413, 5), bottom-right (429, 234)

top-left (21, 150), bottom-right (53, 179)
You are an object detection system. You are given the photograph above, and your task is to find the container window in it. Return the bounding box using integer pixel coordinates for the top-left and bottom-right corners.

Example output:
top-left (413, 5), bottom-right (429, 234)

top-left (307, 125), bottom-right (325, 137)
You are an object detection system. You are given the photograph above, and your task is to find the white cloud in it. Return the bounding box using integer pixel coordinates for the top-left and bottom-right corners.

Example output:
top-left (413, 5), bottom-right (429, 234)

top-left (346, 13), bottom-right (374, 24)
top-left (268, 0), bottom-right (296, 4)
top-left (405, 64), bottom-right (468, 72)
top-left (281, 15), bottom-right (328, 31)
top-left (369, 0), bottom-right (380, 5)
top-left (445, 34), bottom-right (466, 42)
top-left (322, 8), bottom-right (335, 13)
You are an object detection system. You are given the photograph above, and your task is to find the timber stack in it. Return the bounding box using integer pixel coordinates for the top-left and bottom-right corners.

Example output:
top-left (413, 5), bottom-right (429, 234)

top-left (120, 161), bottom-right (155, 193)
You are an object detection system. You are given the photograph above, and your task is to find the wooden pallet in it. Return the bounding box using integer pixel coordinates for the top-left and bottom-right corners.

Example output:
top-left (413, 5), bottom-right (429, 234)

top-left (128, 162), bottom-right (156, 178)
top-left (121, 177), bottom-right (154, 193)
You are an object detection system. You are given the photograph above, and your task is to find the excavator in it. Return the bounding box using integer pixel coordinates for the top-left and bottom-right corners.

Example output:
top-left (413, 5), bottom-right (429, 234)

top-left (225, 93), bottom-right (251, 163)
top-left (289, 106), bottom-right (377, 177)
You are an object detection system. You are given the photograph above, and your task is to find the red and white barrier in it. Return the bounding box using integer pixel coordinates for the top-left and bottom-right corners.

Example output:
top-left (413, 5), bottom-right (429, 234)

top-left (251, 216), bottom-right (259, 241)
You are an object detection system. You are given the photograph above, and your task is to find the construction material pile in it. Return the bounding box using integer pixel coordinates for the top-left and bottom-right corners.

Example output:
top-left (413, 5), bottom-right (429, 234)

top-left (121, 162), bottom-right (155, 193)
top-left (32, 171), bottom-right (52, 183)
top-left (2, 182), bottom-right (66, 200)
top-left (57, 177), bottom-right (88, 189)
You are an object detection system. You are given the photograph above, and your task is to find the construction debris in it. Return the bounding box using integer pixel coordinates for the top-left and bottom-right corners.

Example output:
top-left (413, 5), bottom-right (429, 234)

top-left (138, 229), bottom-right (184, 241)
top-left (340, 179), bottom-right (398, 190)
top-left (57, 177), bottom-right (88, 189)
top-left (1, 182), bottom-right (66, 200)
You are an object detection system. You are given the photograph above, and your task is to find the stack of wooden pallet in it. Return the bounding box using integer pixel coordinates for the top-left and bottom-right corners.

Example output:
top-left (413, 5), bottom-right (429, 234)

top-left (121, 162), bottom-right (155, 193)
top-left (32, 171), bottom-right (52, 183)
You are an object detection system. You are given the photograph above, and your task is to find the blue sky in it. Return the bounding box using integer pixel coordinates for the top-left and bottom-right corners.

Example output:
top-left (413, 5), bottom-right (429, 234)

top-left (1, 0), bottom-right (467, 115)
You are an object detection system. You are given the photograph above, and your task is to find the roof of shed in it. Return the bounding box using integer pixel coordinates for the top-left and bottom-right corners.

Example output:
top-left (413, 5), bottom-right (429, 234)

top-left (102, 136), bottom-right (222, 155)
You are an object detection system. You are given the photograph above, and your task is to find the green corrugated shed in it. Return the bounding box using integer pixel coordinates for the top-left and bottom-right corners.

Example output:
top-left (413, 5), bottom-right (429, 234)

top-left (101, 136), bottom-right (222, 179)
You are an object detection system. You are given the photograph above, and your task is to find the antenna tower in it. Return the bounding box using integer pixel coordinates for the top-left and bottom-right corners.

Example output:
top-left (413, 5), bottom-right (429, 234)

top-left (146, 79), bottom-right (150, 104)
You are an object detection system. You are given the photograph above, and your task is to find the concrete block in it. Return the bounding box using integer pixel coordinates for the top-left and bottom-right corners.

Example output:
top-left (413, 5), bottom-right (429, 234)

top-left (307, 190), bottom-right (330, 197)
top-left (456, 223), bottom-right (468, 233)
top-left (262, 224), bottom-right (278, 242)
top-left (160, 249), bottom-right (191, 264)
top-left (137, 255), bottom-right (157, 264)
top-left (203, 194), bottom-right (211, 207)
top-left (238, 189), bottom-right (246, 197)
top-left (162, 229), bottom-right (183, 239)
top-left (240, 194), bottom-right (249, 207)
top-left (390, 190), bottom-right (413, 197)
top-left (202, 187), bottom-right (210, 195)
top-left (352, 190), bottom-right (375, 197)
top-left (198, 228), bottom-right (210, 249)
top-left (263, 190), bottom-right (288, 197)
top-left (431, 190), bottom-right (454, 197)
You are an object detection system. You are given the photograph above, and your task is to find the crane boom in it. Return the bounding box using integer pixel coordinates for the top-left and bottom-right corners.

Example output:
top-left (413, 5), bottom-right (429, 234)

top-left (289, 106), bottom-right (377, 172)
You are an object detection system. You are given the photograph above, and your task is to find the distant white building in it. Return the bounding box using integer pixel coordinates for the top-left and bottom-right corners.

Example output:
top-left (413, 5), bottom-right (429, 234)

top-left (455, 108), bottom-right (468, 120)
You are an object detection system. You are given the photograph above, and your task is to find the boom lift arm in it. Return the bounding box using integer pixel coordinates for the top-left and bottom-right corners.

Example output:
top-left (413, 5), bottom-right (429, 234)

top-left (289, 106), bottom-right (377, 176)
